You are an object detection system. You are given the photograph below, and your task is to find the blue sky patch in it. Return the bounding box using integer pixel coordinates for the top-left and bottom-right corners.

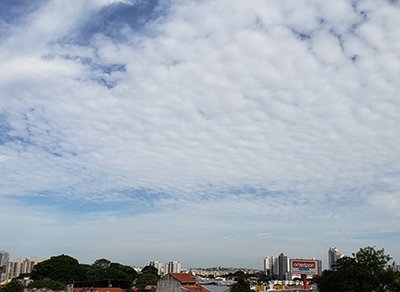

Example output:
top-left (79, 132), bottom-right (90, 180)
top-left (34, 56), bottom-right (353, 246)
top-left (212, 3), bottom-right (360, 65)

top-left (67, 0), bottom-right (160, 44)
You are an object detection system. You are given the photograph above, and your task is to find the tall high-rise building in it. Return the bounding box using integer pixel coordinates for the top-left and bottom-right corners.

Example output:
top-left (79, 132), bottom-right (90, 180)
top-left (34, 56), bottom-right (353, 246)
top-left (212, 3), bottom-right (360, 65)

top-left (328, 247), bottom-right (343, 270)
top-left (263, 256), bottom-right (276, 277)
top-left (21, 257), bottom-right (39, 274)
top-left (166, 261), bottom-right (181, 274)
top-left (6, 260), bottom-right (22, 279)
top-left (278, 253), bottom-right (289, 280)
top-left (0, 251), bottom-right (10, 282)
top-left (0, 251), bottom-right (9, 267)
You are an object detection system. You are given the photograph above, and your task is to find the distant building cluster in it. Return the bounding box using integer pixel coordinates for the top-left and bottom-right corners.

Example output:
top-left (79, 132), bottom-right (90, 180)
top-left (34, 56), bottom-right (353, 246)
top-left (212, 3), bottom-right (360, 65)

top-left (149, 260), bottom-right (181, 276)
top-left (0, 251), bottom-right (39, 282)
top-left (264, 247), bottom-right (346, 280)
top-left (263, 253), bottom-right (290, 280)
top-left (263, 252), bottom-right (322, 282)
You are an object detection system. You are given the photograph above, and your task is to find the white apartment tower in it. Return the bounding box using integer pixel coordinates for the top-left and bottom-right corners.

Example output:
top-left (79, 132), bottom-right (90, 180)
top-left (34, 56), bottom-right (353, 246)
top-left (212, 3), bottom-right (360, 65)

top-left (22, 257), bottom-right (39, 274)
top-left (263, 256), bottom-right (276, 276)
top-left (5, 257), bottom-right (39, 279)
top-left (166, 261), bottom-right (181, 274)
top-left (6, 260), bottom-right (22, 279)
top-left (328, 247), bottom-right (343, 270)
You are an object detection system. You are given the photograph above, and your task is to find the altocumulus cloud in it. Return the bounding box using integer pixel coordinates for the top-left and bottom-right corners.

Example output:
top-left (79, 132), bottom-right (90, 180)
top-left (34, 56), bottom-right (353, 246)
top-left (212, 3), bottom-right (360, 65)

top-left (0, 0), bottom-right (400, 267)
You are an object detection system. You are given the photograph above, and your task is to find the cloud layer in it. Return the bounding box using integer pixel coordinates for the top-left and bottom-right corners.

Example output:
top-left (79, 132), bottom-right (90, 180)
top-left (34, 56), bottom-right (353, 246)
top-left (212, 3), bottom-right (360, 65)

top-left (1, 0), bottom-right (400, 268)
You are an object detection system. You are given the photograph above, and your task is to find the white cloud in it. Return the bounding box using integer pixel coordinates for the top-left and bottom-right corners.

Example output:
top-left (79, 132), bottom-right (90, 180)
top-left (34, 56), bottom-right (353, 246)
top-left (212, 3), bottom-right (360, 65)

top-left (370, 193), bottom-right (400, 216)
top-left (1, 0), bottom-right (400, 266)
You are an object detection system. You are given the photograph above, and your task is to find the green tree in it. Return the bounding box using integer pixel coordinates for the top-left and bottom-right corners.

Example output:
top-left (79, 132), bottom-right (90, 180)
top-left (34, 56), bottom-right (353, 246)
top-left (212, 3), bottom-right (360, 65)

top-left (28, 278), bottom-right (66, 290)
top-left (93, 258), bottom-right (111, 269)
top-left (15, 273), bottom-right (31, 279)
top-left (30, 254), bottom-right (86, 284)
top-left (353, 246), bottom-right (391, 272)
top-left (28, 254), bottom-right (138, 289)
top-left (229, 276), bottom-right (252, 292)
top-left (233, 271), bottom-right (246, 280)
top-left (0, 279), bottom-right (24, 292)
top-left (84, 264), bottom-right (108, 287)
top-left (316, 246), bottom-right (400, 292)
top-left (81, 260), bottom-right (138, 289)
top-left (135, 265), bottom-right (159, 292)
top-left (106, 262), bottom-right (138, 288)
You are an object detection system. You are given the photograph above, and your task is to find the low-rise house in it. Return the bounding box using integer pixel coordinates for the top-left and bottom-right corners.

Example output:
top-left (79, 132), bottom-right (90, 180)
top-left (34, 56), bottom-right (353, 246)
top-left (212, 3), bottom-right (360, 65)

top-left (157, 273), bottom-right (211, 292)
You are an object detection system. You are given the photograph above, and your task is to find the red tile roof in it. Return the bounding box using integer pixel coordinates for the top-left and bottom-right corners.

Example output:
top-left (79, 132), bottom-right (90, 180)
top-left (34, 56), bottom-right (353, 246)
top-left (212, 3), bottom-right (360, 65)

top-left (182, 284), bottom-right (211, 292)
top-left (167, 273), bottom-right (211, 292)
top-left (169, 272), bottom-right (197, 283)
top-left (73, 288), bottom-right (124, 292)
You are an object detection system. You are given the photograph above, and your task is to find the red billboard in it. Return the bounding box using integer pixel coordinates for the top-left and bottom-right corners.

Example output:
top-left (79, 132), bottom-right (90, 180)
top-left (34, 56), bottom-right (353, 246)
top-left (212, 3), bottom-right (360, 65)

top-left (289, 259), bottom-right (321, 275)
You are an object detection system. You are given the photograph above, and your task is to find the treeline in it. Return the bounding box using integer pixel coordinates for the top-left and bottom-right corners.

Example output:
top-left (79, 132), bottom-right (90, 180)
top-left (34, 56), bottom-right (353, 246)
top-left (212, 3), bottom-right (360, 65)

top-left (315, 246), bottom-right (400, 291)
top-left (10, 254), bottom-right (158, 291)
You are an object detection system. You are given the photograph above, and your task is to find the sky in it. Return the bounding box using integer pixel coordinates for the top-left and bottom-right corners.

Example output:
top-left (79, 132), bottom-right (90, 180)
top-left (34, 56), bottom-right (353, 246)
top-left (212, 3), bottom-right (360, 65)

top-left (0, 0), bottom-right (399, 270)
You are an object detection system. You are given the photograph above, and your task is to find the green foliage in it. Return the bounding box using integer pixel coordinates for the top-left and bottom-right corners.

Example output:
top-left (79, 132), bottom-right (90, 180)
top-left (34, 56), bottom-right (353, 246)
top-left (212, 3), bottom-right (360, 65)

top-left (106, 263), bottom-right (138, 288)
top-left (93, 258), bottom-right (111, 269)
top-left (30, 254), bottom-right (86, 284)
top-left (29, 254), bottom-right (137, 289)
top-left (316, 246), bottom-right (400, 292)
top-left (135, 265), bottom-right (159, 292)
top-left (82, 259), bottom-right (138, 288)
top-left (15, 273), bottom-right (31, 279)
top-left (353, 246), bottom-right (391, 272)
top-left (229, 276), bottom-right (252, 292)
top-left (28, 278), bottom-right (66, 290)
top-left (140, 265), bottom-right (158, 275)
top-left (258, 274), bottom-right (269, 283)
top-left (233, 270), bottom-right (246, 280)
top-left (0, 279), bottom-right (24, 292)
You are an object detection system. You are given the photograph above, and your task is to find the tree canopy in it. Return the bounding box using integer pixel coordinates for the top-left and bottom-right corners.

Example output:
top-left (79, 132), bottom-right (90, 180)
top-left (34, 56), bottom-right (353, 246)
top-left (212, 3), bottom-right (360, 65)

top-left (30, 255), bottom-right (137, 289)
top-left (229, 277), bottom-right (252, 292)
top-left (315, 246), bottom-right (400, 292)
top-left (28, 278), bottom-right (66, 290)
top-left (92, 258), bottom-right (111, 269)
top-left (76, 260), bottom-right (138, 289)
top-left (31, 254), bottom-right (85, 284)
top-left (134, 265), bottom-right (159, 292)
top-left (229, 273), bottom-right (252, 292)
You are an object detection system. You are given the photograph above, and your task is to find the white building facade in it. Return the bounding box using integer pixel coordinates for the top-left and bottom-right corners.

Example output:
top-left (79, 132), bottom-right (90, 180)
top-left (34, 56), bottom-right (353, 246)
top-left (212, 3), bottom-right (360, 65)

top-left (328, 247), bottom-right (343, 270)
top-left (263, 256), bottom-right (276, 277)
top-left (5, 257), bottom-right (39, 279)
top-left (167, 261), bottom-right (182, 274)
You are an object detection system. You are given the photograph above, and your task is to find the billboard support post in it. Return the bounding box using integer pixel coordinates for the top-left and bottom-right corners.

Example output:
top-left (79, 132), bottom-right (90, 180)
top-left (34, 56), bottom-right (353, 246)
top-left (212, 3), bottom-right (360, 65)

top-left (301, 274), bottom-right (308, 289)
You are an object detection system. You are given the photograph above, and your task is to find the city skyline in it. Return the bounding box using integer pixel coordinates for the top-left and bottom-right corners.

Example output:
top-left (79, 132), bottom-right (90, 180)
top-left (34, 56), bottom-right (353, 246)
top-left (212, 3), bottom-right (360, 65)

top-left (1, 0), bottom-right (400, 268)
top-left (2, 246), bottom-right (398, 272)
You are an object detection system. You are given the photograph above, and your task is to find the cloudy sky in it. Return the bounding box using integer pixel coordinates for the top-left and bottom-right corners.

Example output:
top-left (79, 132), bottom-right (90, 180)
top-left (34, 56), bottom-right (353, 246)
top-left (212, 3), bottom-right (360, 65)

top-left (1, 0), bottom-right (399, 269)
